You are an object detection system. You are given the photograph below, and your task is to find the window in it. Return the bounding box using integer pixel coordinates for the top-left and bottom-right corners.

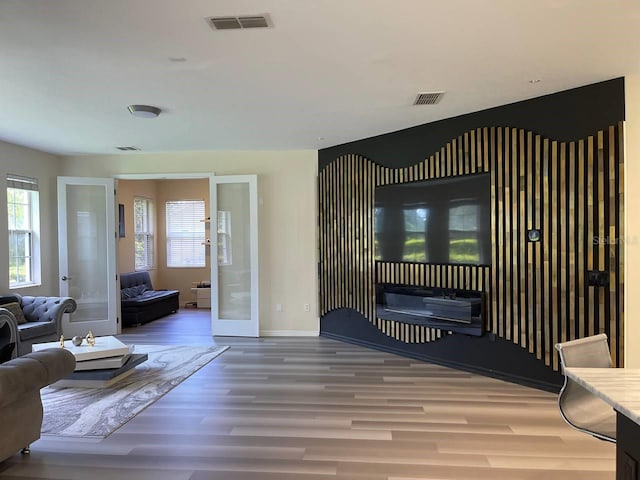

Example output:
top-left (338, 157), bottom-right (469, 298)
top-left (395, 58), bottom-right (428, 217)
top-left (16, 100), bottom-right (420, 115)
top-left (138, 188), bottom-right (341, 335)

top-left (134, 197), bottom-right (154, 270)
top-left (7, 174), bottom-right (40, 287)
top-left (166, 200), bottom-right (206, 267)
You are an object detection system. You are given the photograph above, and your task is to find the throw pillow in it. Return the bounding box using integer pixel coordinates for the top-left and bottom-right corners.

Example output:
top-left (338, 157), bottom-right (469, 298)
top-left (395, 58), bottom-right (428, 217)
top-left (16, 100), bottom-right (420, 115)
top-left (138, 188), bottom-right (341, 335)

top-left (2, 302), bottom-right (27, 325)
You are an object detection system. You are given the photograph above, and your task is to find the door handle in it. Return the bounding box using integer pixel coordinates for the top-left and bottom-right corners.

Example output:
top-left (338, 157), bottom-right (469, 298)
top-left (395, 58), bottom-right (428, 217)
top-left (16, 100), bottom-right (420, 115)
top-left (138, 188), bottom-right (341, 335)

top-left (61, 275), bottom-right (72, 281)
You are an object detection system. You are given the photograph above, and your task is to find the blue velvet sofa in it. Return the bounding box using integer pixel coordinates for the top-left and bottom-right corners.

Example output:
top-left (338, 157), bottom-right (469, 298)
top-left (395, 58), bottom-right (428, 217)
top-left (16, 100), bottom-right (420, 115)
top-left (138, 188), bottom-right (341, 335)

top-left (120, 271), bottom-right (179, 327)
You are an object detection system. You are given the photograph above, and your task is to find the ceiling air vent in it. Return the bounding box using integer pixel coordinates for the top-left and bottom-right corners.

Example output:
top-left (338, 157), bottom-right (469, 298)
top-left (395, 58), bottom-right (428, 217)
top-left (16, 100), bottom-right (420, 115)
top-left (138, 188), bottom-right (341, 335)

top-left (116, 146), bottom-right (140, 151)
top-left (208, 15), bottom-right (270, 30)
top-left (239, 16), bottom-right (269, 28)
top-left (413, 92), bottom-right (445, 105)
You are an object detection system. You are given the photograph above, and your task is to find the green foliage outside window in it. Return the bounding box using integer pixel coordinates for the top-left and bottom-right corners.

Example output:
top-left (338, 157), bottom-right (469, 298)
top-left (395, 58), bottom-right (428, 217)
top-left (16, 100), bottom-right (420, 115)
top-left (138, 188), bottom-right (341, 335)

top-left (449, 238), bottom-right (480, 263)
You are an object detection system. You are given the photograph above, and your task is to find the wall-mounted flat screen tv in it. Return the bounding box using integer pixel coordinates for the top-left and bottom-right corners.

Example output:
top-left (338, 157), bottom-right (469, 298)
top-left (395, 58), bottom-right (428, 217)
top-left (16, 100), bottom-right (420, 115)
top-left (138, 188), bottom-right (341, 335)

top-left (374, 173), bottom-right (491, 265)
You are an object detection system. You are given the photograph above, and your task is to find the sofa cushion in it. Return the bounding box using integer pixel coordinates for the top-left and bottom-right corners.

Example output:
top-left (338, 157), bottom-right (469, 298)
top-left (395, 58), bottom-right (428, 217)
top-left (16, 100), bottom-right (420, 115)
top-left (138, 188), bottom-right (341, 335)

top-left (18, 321), bottom-right (57, 341)
top-left (121, 289), bottom-right (179, 307)
top-left (2, 302), bottom-right (26, 325)
top-left (120, 271), bottom-right (154, 290)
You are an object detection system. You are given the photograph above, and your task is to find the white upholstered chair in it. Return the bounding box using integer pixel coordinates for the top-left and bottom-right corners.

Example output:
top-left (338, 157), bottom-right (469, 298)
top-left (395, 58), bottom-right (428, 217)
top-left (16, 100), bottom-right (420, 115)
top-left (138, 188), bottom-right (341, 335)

top-left (554, 333), bottom-right (616, 443)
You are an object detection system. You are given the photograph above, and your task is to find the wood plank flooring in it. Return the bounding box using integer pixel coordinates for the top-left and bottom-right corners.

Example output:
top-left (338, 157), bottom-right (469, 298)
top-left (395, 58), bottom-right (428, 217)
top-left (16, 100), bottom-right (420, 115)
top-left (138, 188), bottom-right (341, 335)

top-left (0, 310), bottom-right (615, 479)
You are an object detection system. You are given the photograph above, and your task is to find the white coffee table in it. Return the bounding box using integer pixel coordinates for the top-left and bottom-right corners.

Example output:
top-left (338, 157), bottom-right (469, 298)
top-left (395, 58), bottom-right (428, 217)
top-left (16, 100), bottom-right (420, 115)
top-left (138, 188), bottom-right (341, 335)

top-left (33, 336), bottom-right (146, 387)
top-left (33, 335), bottom-right (130, 361)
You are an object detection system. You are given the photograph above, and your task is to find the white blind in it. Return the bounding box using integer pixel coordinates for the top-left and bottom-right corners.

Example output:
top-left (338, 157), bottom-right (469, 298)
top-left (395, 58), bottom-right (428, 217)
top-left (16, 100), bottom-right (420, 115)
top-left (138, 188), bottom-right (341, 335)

top-left (166, 200), bottom-right (206, 267)
top-left (7, 174), bottom-right (38, 191)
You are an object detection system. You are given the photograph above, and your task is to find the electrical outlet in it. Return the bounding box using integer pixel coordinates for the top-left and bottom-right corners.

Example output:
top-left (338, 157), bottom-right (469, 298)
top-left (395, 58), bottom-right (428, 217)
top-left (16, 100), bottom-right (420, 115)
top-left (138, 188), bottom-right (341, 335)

top-left (304, 303), bottom-right (310, 312)
top-left (275, 303), bottom-right (283, 312)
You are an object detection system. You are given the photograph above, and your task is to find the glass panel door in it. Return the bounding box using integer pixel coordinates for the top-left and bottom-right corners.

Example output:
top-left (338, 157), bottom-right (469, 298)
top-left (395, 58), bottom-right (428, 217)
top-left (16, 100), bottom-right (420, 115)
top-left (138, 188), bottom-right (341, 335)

top-left (58, 177), bottom-right (118, 337)
top-left (210, 175), bottom-right (259, 337)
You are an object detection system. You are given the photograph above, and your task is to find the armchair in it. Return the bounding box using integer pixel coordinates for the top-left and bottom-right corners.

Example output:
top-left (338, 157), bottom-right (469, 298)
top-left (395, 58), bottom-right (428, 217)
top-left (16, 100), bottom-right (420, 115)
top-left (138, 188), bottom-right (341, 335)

top-left (0, 348), bottom-right (76, 462)
top-left (0, 294), bottom-right (77, 357)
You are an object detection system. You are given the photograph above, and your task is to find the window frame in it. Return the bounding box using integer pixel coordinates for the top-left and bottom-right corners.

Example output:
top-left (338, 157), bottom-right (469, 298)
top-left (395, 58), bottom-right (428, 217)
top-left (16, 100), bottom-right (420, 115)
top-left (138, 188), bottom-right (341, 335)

top-left (7, 175), bottom-right (41, 288)
top-left (133, 197), bottom-right (155, 271)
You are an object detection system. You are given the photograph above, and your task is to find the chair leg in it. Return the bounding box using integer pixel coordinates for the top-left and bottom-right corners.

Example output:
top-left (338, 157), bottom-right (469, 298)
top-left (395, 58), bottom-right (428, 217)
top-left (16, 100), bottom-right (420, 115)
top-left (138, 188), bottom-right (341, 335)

top-left (21, 445), bottom-right (30, 455)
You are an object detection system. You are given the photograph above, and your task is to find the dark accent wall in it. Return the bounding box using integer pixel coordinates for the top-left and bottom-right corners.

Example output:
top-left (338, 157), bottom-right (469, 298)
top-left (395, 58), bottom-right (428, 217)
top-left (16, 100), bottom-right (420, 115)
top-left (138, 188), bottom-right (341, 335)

top-left (321, 78), bottom-right (625, 170)
top-left (318, 78), bottom-right (625, 391)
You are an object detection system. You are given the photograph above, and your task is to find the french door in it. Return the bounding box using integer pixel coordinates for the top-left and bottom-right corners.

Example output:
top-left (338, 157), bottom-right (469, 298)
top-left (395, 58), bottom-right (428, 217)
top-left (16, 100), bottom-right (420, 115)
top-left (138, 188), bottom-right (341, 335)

top-left (57, 177), bottom-right (119, 337)
top-left (210, 175), bottom-right (259, 337)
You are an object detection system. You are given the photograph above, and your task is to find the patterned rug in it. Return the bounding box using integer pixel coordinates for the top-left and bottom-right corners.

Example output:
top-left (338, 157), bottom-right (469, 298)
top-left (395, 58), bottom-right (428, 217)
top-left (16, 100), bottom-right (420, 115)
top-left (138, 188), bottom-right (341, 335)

top-left (41, 344), bottom-right (228, 438)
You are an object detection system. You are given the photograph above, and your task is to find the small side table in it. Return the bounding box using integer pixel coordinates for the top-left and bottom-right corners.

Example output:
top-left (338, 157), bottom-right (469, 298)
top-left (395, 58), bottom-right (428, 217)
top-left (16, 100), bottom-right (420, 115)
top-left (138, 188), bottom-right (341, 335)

top-left (195, 287), bottom-right (211, 308)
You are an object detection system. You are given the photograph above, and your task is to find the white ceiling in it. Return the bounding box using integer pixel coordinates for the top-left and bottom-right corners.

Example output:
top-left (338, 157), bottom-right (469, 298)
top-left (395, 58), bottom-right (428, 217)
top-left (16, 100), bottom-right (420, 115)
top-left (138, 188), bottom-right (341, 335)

top-left (1, 0), bottom-right (639, 156)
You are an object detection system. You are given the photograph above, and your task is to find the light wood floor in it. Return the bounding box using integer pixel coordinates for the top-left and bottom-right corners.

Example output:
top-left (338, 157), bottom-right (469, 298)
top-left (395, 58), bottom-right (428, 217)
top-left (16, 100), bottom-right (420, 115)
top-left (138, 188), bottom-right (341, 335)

top-left (0, 310), bottom-right (615, 479)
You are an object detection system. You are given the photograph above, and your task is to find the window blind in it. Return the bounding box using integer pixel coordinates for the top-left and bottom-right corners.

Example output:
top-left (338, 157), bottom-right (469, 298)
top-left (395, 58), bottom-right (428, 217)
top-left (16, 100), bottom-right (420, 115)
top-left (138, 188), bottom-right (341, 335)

top-left (7, 174), bottom-right (38, 191)
top-left (166, 200), bottom-right (206, 267)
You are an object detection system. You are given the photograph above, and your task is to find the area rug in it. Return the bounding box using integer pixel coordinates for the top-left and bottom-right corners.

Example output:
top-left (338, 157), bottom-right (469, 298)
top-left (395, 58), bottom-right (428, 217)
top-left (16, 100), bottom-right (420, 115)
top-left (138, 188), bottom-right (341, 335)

top-left (41, 344), bottom-right (228, 438)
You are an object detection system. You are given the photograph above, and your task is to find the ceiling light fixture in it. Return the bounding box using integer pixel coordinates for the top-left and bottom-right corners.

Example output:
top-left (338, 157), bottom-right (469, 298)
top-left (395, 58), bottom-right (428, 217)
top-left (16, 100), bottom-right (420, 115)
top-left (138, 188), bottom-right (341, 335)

top-left (127, 105), bottom-right (161, 118)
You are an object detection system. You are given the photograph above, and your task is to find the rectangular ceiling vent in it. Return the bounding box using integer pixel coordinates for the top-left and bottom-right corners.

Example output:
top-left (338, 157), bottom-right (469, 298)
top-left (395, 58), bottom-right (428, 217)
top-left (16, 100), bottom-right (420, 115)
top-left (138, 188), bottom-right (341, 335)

top-left (115, 146), bottom-right (140, 151)
top-left (413, 92), bottom-right (445, 105)
top-left (208, 15), bottom-right (270, 30)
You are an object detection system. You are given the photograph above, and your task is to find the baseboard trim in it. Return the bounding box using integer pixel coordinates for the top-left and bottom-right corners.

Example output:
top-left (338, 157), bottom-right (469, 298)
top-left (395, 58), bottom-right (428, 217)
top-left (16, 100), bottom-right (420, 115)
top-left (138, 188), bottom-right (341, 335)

top-left (261, 330), bottom-right (319, 337)
top-left (320, 331), bottom-right (560, 393)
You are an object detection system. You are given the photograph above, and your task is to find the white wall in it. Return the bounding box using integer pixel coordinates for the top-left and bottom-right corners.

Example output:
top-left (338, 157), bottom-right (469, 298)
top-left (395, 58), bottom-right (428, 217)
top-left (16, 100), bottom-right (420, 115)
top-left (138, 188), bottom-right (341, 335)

top-left (59, 150), bottom-right (319, 335)
top-left (625, 75), bottom-right (640, 366)
top-left (0, 140), bottom-right (61, 296)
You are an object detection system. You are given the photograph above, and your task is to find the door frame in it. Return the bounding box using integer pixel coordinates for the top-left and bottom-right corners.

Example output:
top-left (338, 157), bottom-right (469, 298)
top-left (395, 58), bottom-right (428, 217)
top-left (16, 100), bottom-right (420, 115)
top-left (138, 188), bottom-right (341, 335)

top-left (115, 173), bottom-right (259, 337)
top-left (115, 173), bottom-right (214, 331)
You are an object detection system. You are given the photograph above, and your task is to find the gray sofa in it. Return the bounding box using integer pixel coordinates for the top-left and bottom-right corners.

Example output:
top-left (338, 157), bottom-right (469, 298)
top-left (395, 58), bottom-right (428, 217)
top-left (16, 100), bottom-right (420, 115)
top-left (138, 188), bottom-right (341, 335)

top-left (0, 294), bottom-right (77, 357)
top-left (0, 346), bottom-right (76, 462)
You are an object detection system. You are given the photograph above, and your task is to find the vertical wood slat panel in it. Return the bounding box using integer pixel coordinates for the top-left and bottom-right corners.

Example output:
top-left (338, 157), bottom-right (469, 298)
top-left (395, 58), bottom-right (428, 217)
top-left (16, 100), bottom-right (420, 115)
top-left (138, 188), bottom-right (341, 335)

top-left (543, 138), bottom-right (550, 366)
top-left (511, 128), bottom-right (519, 345)
top-left (597, 132), bottom-right (606, 340)
top-left (318, 126), bottom-right (624, 365)
top-left (569, 142), bottom-right (576, 346)
top-left (547, 141), bottom-right (560, 370)
top-left (608, 126), bottom-right (617, 364)
top-left (519, 129), bottom-right (527, 349)
top-left (504, 128), bottom-right (512, 341)
top-left (618, 122), bottom-right (625, 366)
top-left (535, 135), bottom-right (542, 360)
top-left (470, 130), bottom-right (476, 175)
top-left (587, 136), bottom-right (595, 337)
top-left (489, 127), bottom-right (498, 335)
top-left (577, 140), bottom-right (585, 340)
top-left (497, 127), bottom-right (505, 339)
top-left (527, 131), bottom-right (535, 353)
top-left (319, 168), bottom-right (325, 313)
